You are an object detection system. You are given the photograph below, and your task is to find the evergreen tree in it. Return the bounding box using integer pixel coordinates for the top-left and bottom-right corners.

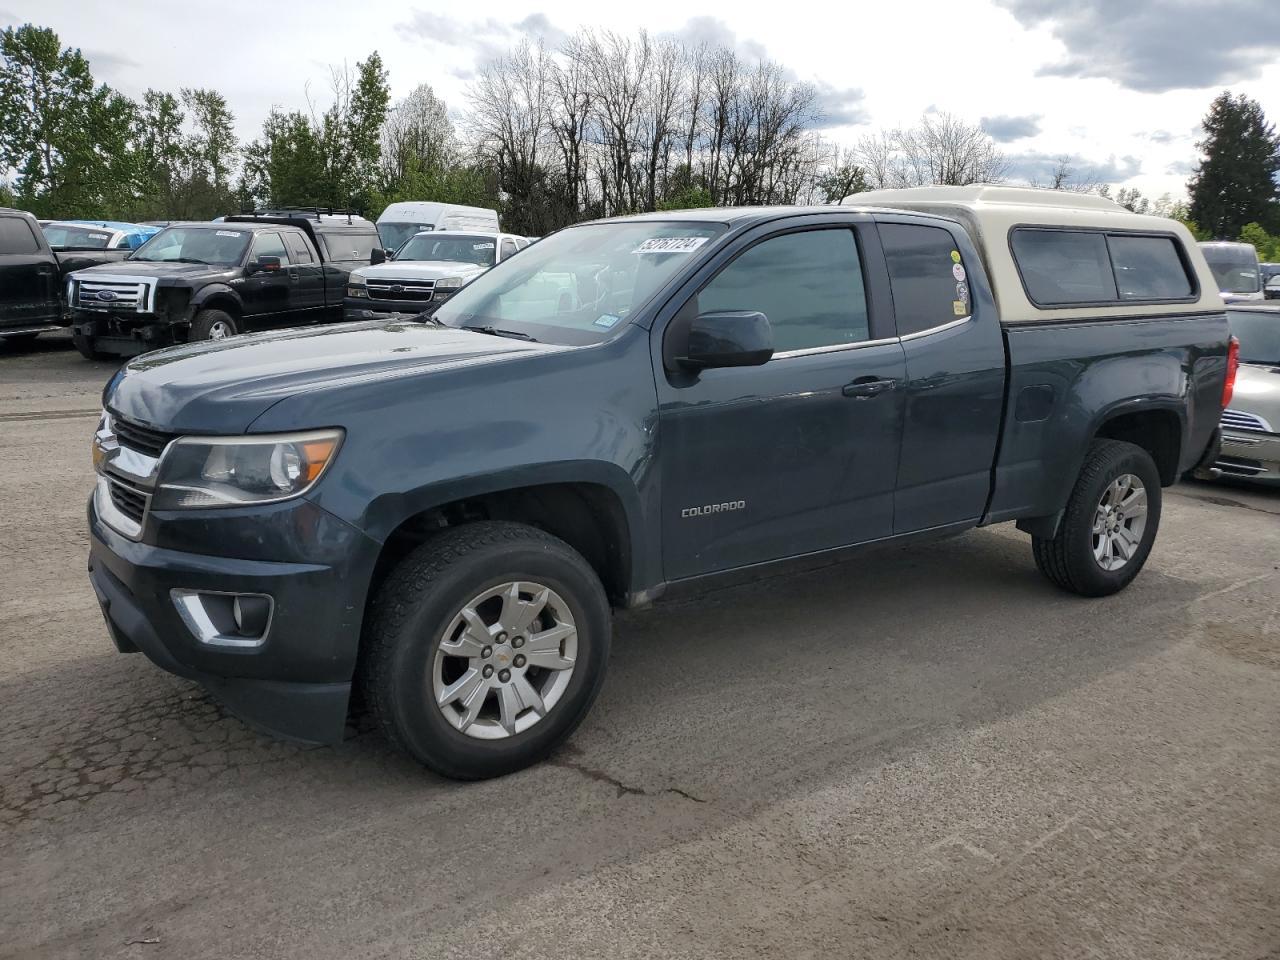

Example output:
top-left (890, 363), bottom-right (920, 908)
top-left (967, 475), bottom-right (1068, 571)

top-left (1188, 92), bottom-right (1280, 239)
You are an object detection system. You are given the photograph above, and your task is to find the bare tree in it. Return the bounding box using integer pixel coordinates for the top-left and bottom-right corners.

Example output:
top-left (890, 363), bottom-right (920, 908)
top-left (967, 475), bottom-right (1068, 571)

top-left (1032, 154), bottom-right (1099, 193)
top-left (380, 84), bottom-right (456, 185)
top-left (896, 112), bottom-right (1007, 186)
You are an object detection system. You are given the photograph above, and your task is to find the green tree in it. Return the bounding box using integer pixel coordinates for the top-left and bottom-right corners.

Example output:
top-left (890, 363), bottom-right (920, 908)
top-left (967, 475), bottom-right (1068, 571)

top-left (0, 23), bottom-right (137, 217)
top-left (134, 89), bottom-right (186, 218)
top-left (1240, 222), bottom-right (1280, 262)
top-left (181, 88), bottom-right (238, 217)
top-left (817, 163), bottom-right (869, 204)
top-left (1188, 92), bottom-right (1280, 239)
top-left (240, 109), bottom-right (325, 208)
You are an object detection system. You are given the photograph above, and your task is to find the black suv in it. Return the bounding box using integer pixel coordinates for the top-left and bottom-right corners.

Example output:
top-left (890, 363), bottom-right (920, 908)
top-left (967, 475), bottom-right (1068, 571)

top-left (67, 210), bottom-right (384, 359)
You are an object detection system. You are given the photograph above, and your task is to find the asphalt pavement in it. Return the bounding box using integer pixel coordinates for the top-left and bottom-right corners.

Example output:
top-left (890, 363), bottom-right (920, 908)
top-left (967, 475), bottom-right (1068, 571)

top-left (1, 332), bottom-right (1278, 959)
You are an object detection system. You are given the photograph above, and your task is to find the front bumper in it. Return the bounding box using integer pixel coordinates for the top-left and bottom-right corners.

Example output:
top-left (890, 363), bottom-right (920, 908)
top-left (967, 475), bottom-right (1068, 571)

top-left (88, 493), bottom-right (380, 743)
top-left (1217, 429), bottom-right (1280, 483)
top-left (70, 311), bottom-right (172, 357)
top-left (343, 296), bottom-right (442, 321)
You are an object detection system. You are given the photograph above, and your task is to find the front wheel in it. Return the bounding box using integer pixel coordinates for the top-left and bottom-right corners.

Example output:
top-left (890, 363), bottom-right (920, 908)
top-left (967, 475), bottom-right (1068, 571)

top-left (190, 308), bottom-right (238, 342)
top-left (71, 332), bottom-right (108, 361)
top-left (1032, 439), bottom-right (1162, 597)
top-left (361, 522), bottom-right (611, 780)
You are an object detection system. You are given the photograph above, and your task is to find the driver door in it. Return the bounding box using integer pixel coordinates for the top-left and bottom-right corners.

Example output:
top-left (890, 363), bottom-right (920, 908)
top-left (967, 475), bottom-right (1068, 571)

top-left (241, 231), bottom-right (294, 329)
top-left (654, 218), bottom-right (907, 581)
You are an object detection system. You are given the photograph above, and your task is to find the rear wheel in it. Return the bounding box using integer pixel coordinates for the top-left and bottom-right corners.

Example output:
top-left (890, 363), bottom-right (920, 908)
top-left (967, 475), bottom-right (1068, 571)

top-left (361, 521), bottom-right (611, 780)
top-left (190, 309), bottom-right (238, 342)
top-left (1032, 439), bottom-right (1162, 597)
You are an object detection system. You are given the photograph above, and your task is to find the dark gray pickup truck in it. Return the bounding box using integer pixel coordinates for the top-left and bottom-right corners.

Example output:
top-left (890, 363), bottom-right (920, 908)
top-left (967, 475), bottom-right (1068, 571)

top-left (87, 187), bottom-right (1233, 780)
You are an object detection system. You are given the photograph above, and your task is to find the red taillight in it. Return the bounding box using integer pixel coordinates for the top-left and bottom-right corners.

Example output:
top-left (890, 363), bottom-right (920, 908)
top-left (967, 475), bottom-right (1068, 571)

top-left (1222, 335), bottom-right (1239, 409)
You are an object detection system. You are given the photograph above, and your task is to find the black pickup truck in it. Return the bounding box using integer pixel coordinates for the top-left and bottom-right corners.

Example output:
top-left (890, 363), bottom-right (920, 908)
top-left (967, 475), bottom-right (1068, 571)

top-left (0, 207), bottom-right (132, 344)
top-left (87, 187), bottom-right (1231, 780)
top-left (66, 212), bottom-right (384, 359)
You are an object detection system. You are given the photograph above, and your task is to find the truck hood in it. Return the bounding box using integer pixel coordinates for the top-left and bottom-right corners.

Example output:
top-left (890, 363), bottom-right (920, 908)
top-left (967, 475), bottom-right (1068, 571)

top-left (1229, 363), bottom-right (1280, 428)
top-left (71, 260), bottom-right (239, 283)
top-left (106, 319), bottom-right (562, 433)
top-left (353, 261), bottom-right (487, 282)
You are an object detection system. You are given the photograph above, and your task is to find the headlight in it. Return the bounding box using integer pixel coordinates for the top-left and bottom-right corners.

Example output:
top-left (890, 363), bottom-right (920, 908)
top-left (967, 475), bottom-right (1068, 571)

top-left (347, 283), bottom-right (368, 298)
top-left (434, 277), bottom-right (464, 291)
top-left (151, 429), bottom-right (343, 509)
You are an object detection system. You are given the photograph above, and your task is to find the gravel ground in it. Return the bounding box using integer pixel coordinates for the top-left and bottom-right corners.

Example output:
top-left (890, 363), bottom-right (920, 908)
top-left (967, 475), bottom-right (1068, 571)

top-left (1, 332), bottom-right (1278, 960)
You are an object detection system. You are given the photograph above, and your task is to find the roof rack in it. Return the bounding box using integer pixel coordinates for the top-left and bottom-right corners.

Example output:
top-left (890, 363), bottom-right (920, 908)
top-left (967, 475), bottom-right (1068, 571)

top-left (236, 206), bottom-right (360, 224)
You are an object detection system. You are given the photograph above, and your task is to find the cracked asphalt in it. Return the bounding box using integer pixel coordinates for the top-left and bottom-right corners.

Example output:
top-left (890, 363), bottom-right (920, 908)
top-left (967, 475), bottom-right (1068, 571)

top-left (2, 333), bottom-right (1279, 960)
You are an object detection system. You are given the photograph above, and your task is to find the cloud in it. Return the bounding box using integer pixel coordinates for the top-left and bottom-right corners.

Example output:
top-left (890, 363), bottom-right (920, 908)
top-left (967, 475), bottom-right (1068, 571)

top-left (83, 49), bottom-right (141, 80)
top-left (995, 0), bottom-right (1280, 92)
top-left (980, 113), bottom-right (1042, 142)
top-left (812, 83), bottom-right (869, 129)
top-left (1146, 129), bottom-right (1178, 145)
top-left (1004, 150), bottom-right (1143, 185)
top-left (514, 13), bottom-right (567, 48)
top-left (397, 11), bottom-right (567, 66)
top-left (663, 17), bottom-right (768, 61)
top-left (1166, 159), bottom-right (1196, 176)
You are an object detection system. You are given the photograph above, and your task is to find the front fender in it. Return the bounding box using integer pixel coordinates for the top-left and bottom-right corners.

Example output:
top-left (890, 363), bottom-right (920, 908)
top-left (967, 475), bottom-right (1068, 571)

top-left (187, 283), bottom-right (243, 318)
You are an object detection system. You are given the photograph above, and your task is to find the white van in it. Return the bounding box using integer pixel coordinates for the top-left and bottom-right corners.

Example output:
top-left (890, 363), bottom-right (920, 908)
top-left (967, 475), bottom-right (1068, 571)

top-left (376, 202), bottom-right (500, 253)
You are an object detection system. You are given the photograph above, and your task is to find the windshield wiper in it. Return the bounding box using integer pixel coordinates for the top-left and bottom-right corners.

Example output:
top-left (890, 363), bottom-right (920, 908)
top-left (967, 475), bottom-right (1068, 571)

top-left (131, 256), bottom-right (208, 264)
top-left (462, 325), bottom-right (538, 342)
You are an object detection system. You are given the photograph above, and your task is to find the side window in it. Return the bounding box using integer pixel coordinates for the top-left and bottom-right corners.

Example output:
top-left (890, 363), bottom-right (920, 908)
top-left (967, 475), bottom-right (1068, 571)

top-left (500, 238), bottom-right (518, 260)
top-left (252, 231), bottom-right (289, 264)
top-left (1010, 229), bottom-right (1117, 305)
top-left (696, 229), bottom-right (869, 353)
top-left (320, 233), bottom-right (377, 263)
top-left (0, 216), bottom-right (40, 255)
top-left (1108, 235), bottom-right (1193, 300)
top-left (880, 223), bottom-right (971, 335)
top-left (284, 232), bottom-right (314, 263)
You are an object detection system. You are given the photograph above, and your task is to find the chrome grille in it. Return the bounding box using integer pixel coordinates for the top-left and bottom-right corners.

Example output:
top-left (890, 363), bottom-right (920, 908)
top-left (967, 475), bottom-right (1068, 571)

top-left (1220, 409), bottom-right (1273, 434)
top-left (113, 418), bottom-right (177, 458)
top-left (106, 475), bottom-right (149, 524)
top-left (366, 278), bottom-right (436, 302)
top-left (75, 277), bottom-right (153, 312)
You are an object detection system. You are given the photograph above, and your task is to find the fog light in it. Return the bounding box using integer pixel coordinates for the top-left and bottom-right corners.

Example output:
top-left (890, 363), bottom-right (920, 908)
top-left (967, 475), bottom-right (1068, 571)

top-left (232, 595), bottom-right (271, 637)
top-left (171, 589), bottom-right (274, 648)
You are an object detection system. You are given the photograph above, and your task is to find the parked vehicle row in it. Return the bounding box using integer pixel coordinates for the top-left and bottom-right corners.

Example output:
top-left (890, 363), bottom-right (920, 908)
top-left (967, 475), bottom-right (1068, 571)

top-left (66, 211), bottom-right (384, 359)
top-left (1218, 304), bottom-right (1280, 483)
top-left (0, 208), bottom-right (136, 342)
top-left (86, 185), bottom-right (1232, 780)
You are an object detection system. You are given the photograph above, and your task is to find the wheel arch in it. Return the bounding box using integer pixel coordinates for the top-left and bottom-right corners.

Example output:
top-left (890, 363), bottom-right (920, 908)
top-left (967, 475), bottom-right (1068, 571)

top-left (363, 471), bottom-right (643, 614)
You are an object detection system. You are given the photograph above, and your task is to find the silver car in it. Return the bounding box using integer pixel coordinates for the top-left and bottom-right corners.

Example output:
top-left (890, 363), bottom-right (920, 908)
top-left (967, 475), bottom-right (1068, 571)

top-left (1218, 305), bottom-right (1280, 483)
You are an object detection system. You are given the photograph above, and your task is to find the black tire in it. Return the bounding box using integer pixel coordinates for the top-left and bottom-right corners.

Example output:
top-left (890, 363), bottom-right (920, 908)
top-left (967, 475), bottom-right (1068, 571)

top-left (190, 308), bottom-right (238, 342)
top-left (361, 521), bottom-right (611, 780)
top-left (71, 332), bottom-right (108, 361)
top-left (1032, 439), bottom-right (1162, 597)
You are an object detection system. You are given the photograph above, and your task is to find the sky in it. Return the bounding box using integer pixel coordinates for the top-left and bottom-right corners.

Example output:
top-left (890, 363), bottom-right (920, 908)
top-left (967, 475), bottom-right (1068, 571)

top-left (4, 0), bottom-right (1280, 202)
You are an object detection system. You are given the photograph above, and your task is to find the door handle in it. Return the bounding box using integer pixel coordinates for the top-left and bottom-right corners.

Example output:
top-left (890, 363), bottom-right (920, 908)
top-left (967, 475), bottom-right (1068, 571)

top-left (287, 268), bottom-right (299, 281)
top-left (842, 377), bottom-right (896, 399)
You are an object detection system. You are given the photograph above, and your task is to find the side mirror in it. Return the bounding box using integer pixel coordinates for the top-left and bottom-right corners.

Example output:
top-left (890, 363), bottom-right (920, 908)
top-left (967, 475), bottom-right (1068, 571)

top-left (253, 255), bottom-right (282, 273)
top-left (371, 248), bottom-right (387, 265)
top-left (679, 311), bottom-right (774, 370)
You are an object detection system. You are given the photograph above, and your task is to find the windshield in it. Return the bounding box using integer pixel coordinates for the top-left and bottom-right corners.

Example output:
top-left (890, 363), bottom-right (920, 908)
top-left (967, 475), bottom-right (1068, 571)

top-left (1202, 245), bottom-right (1261, 293)
top-left (432, 221), bottom-right (727, 346)
top-left (130, 227), bottom-right (251, 266)
top-left (379, 221), bottom-right (432, 252)
top-left (43, 224), bottom-right (113, 248)
top-left (1228, 308), bottom-right (1280, 365)
top-left (397, 234), bottom-right (496, 266)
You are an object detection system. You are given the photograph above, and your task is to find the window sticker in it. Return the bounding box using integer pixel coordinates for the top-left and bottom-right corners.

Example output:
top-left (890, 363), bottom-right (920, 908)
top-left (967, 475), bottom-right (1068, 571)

top-left (955, 281), bottom-right (969, 302)
top-left (950, 249), bottom-right (962, 264)
top-left (593, 313), bottom-right (621, 328)
top-left (633, 236), bottom-right (708, 255)
top-left (953, 300), bottom-right (968, 316)
top-left (952, 263), bottom-right (966, 282)
top-left (473, 242), bottom-right (495, 250)
top-left (216, 230), bottom-right (242, 238)
top-left (89, 233), bottom-right (109, 241)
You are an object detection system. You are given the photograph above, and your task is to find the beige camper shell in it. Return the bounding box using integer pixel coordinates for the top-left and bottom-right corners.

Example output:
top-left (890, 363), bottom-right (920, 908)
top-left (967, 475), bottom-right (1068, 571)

top-left (842, 186), bottom-right (1224, 323)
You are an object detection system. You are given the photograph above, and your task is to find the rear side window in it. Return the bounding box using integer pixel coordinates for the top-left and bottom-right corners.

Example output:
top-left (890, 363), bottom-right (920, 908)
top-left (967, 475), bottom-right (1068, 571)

top-left (696, 228), bottom-right (869, 353)
top-left (500, 238), bottom-right (518, 260)
top-left (1109, 235), bottom-right (1193, 300)
top-left (284, 232), bottom-right (314, 263)
top-left (321, 232), bottom-right (378, 262)
top-left (0, 216), bottom-right (39, 255)
top-left (1011, 228), bottom-right (1196, 306)
top-left (1011, 230), bottom-right (1117, 305)
top-left (880, 223), bottom-right (971, 335)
